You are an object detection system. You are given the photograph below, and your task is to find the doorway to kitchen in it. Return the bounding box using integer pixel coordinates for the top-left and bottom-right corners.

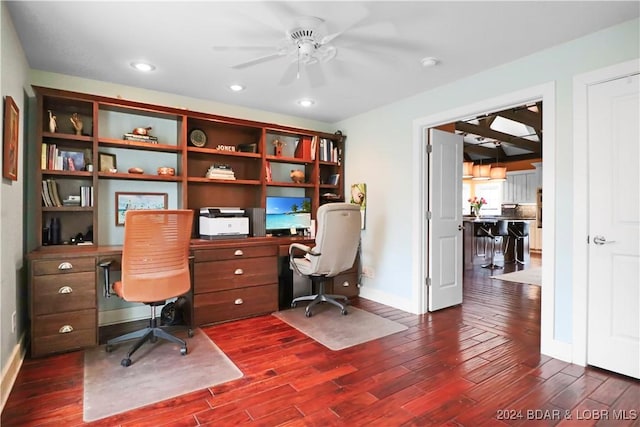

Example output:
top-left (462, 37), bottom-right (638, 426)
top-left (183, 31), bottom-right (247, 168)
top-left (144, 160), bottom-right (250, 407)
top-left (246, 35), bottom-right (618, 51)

top-left (412, 82), bottom-right (557, 359)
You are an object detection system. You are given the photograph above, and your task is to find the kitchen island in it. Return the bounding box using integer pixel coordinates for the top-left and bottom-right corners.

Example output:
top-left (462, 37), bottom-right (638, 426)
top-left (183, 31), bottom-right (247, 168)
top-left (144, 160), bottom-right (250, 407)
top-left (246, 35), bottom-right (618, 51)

top-left (463, 218), bottom-right (533, 269)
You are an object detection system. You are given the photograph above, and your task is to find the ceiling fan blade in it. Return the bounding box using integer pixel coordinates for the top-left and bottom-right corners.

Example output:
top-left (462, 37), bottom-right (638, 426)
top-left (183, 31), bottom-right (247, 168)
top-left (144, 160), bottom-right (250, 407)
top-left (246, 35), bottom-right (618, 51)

top-left (213, 45), bottom-right (279, 52)
top-left (278, 61), bottom-right (298, 86)
top-left (306, 63), bottom-right (326, 88)
top-left (232, 52), bottom-right (286, 69)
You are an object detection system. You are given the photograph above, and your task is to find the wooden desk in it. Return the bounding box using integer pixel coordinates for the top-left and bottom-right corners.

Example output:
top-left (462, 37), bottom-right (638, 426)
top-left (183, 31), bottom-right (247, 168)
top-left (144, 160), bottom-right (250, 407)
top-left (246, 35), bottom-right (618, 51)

top-left (27, 236), bottom-right (315, 358)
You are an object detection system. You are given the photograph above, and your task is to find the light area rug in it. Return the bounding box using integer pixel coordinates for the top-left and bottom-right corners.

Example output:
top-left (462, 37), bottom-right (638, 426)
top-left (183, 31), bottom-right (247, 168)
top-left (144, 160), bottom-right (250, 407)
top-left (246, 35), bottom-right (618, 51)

top-left (273, 305), bottom-right (408, 351)
top-left (83, 328), bottom-right (242, 422)
top-left (491, 267), bottom-right (542, 286)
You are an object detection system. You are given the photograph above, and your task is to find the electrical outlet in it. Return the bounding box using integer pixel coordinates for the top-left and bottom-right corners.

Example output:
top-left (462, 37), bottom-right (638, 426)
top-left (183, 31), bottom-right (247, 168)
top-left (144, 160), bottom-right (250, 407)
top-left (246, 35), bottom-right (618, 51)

top-left (11, 311), bottom-right (16, 333)
top-left (361, 266), bottom-right (375, 279)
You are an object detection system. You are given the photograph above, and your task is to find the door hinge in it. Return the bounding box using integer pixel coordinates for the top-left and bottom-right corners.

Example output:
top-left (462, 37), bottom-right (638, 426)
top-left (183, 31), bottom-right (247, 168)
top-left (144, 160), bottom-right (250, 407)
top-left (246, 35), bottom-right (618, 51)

top-left (426, 144), bottom-right (432, 154)
top-left (426, 211), bottom-right (432, 220)
top-left (426, 277), bottom-right (431, 287)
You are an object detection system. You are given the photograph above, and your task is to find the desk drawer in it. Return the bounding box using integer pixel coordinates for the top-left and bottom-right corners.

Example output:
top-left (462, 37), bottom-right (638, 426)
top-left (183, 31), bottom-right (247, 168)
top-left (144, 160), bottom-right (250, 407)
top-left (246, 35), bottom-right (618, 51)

top-left (31, 309), bottom-right (96, 357)
top-left (194, 257), bottom-right (277, 293)
top-left (194, 245), bottom-right (276, 262)
top-left (194, 284), bottom-right (278, 326)
top-left (32, 257), bottom-right (96, 276)
top-left (32, 271), bottom-right (96, 315)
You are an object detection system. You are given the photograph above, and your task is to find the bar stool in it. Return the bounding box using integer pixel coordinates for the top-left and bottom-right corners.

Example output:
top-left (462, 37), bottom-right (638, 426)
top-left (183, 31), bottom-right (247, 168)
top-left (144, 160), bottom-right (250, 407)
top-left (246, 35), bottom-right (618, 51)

top-left (474, 221), bottom-right (490, 257)
top-left (508, 221), bottom-right (530, 265)
top-left (481, 220), bottom-right (508, 270)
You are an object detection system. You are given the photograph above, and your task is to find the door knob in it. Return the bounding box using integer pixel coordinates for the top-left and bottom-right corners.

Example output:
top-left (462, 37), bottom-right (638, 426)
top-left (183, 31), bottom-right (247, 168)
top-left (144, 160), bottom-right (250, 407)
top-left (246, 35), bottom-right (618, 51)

top-left (593, 235), bottom-right (616, 245)
top-left (458, 225), bottom-right (465, 231)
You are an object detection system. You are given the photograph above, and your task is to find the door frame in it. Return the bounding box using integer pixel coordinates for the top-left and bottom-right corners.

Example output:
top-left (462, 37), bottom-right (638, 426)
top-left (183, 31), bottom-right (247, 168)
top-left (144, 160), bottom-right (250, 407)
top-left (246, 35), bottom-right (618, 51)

top-left (412, 82), bottom-right (561, 359)
top-left (572, 58), bottom-right (639, 367)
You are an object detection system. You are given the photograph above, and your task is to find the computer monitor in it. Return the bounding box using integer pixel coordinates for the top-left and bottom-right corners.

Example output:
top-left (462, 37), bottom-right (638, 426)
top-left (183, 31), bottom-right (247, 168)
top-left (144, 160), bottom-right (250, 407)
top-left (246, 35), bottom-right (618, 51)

top-left (265, 196), bottom-right (311, 235)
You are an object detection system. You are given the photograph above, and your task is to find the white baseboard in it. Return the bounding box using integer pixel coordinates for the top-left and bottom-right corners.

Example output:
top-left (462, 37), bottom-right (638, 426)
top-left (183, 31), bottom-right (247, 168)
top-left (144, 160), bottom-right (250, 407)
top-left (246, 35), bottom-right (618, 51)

top-left (1, 333), bottom-right (26, 413)
top-left (541, 338), bottom-right (574, 365)
top-left (358, 286), bottom-right (418, 314)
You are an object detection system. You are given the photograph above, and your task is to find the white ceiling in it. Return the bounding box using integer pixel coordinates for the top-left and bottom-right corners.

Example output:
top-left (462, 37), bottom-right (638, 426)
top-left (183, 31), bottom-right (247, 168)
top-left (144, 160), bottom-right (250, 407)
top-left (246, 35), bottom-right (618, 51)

top-left (6, 1), bottom-right (639, 123)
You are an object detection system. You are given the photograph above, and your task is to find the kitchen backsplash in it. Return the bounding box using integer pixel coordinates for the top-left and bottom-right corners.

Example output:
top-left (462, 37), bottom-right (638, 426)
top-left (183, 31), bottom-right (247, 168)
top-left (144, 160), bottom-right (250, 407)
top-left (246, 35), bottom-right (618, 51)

top-left (501, 204), bottom-right (536, 219)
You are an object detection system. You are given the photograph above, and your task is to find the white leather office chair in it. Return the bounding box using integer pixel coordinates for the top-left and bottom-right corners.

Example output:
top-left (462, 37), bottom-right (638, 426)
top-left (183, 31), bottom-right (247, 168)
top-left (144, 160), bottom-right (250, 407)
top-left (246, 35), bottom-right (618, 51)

top-left (289, 203), bottom-right (361, 317)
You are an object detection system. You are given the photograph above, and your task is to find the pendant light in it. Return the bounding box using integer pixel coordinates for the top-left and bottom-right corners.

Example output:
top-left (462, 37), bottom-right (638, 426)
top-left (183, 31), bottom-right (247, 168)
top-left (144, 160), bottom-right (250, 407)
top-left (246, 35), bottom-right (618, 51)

top-left (472, 164), bottom-right (491, 180)
top-left (490, 144), bottom-right (507, 181)
top-left (462, 161), bottom-right (474, 179)
top-left (490, 166), bottom-right (507, 181)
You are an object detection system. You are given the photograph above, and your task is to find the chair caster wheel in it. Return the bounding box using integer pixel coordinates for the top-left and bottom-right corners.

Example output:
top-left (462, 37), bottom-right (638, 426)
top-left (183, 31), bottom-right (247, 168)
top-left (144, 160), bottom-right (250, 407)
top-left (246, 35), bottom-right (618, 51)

top-left (180, 347), bottom-right (188, 356)
top-left (121, 358), bottom-right (131, 367)
top-left (291, 302), bottom-right (297, 308)
top-left (305, 310), bottom-right (312, 318)
top-left (105, 345), bottom-right (114, 353)
top-left (341, 309), bottom-right (348, 315)
top-left (188, 329), bottom-right (194, 338)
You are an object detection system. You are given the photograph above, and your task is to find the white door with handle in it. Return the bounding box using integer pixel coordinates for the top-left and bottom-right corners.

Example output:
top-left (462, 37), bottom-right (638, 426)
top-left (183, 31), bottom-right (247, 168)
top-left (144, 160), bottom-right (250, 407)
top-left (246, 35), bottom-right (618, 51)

top-left (587, 72), bottom-right (640, 379)
top-left (428, 129), bottom-right (463, 311)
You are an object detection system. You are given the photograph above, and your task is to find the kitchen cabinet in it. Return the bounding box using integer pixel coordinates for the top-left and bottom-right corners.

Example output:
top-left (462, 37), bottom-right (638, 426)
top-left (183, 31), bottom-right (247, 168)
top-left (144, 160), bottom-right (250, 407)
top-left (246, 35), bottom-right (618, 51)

top-left (502, 170), bottom-right (539, 203)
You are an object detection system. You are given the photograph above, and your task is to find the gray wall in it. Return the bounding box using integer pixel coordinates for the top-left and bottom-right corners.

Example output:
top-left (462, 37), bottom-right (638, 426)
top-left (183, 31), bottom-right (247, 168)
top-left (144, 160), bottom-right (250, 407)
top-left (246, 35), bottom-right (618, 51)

top-left (1, 1), bottom-right (30, 391)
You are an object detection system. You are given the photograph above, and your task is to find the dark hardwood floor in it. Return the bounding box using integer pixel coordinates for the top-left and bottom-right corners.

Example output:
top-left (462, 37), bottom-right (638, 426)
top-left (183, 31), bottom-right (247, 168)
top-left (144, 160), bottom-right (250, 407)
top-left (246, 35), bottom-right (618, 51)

top-left (3, 254), bottom-right (639, 426)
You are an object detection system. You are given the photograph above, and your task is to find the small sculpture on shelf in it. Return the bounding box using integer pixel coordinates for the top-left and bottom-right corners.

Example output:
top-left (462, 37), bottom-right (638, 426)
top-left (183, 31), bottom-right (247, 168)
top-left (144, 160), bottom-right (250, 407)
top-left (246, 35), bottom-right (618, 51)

top-left (272, 138), bottom-right (285, 157)
top-left (70, 113), bottom-right (83, 135)
top-left (48, 110), bottom-right (57, 133)
top-left (290, 169), bottom-right (305, 183)
top-left (132, 126), bottom-right (152, 136)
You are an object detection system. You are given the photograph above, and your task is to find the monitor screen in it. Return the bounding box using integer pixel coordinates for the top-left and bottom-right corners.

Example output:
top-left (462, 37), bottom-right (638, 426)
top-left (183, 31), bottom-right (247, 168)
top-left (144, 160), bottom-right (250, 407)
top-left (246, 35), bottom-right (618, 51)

top-left (266, 196), bottom-right (311, 234)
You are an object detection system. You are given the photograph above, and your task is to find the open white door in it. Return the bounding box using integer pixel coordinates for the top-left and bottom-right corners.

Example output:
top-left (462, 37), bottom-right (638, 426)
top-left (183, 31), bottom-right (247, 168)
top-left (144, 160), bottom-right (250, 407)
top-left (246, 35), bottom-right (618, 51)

top-left (587, 73), bottom-right (640, 379)
top-left (428, 129), bottom-right (464, 311)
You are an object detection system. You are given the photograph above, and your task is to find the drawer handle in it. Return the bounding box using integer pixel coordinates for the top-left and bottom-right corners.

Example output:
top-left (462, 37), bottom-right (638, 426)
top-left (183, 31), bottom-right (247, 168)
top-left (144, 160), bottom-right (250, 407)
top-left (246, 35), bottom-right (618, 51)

top-left (342, 281), bottom-right (350, 287)
top-left (58, 262), bottom-right (73, 270)
top-left (58, 325), bottom-right (74, 334)
top-left (234, 268), bottom-right (244, 275)
top-left (234, 249), bottom-right (244, 256)
top-left (58, 286), bottom-right (73, 294)
top-left (234, 298), bottom-right (244, 305)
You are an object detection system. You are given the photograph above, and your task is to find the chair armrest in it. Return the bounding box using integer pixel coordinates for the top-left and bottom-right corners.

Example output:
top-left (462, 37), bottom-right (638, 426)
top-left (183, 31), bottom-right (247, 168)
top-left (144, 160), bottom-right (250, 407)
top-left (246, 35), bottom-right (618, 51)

top-left (289, 243), bottom-right (320, 277)
top-left (98, 260), bottom-right (114, 298)
top-left (289, 243), bottom-right (321, 257)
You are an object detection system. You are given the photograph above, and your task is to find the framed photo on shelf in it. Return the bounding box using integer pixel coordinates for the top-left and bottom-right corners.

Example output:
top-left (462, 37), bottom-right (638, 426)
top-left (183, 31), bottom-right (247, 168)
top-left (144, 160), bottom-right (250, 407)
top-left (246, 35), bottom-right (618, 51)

top-left (3, 95), bottom-right (19, 181)
top-left (99, 152), bottom-right (117, 172)
top-left (115, 192), bottom-right (168, 226)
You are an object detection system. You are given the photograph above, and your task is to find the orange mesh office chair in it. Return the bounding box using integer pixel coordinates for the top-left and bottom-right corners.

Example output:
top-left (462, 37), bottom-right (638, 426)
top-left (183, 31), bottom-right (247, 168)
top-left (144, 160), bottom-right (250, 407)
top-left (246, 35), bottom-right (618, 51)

top-left (99, 209), bottom-right (194, 367)
top-left (289, 203), bottom-right (361, 317)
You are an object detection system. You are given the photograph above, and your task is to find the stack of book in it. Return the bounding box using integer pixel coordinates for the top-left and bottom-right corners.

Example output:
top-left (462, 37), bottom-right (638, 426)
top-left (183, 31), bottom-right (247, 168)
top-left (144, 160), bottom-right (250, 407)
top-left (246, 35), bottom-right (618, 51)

top-left (122, 133), bottom-right (158, 143)
top-left (80, 186), bottom-right (93, 207)
top-left (206, 164), bottom-right (236, 180)
top-left (41, 144), bottom-right (86, 171)
top-left (41, 179), bottom-right (62, 207)
top-left (318, 138), bottom-right (339, 163)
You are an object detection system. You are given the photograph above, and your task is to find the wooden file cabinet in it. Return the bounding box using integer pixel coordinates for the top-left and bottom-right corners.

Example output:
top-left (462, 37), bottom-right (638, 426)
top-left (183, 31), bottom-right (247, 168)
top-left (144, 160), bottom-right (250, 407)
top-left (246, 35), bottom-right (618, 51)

top-left (30, 256), bottom-right (97, 357)
top-left (193, 242), bottom-right (279, 326)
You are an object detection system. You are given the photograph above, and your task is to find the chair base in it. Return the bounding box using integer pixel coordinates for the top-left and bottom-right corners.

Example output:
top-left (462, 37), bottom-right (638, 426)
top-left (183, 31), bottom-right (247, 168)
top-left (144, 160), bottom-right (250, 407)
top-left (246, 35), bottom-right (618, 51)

top-left (105, 306), bottom-right (190, 367)
top-left (291, 280), bottom-right (348, 317)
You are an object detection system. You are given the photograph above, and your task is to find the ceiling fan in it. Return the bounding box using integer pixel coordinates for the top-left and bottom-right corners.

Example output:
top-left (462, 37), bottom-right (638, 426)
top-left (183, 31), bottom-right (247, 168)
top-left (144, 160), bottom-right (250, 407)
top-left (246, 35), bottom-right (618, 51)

top-left (212, 8), bottom-right (423, 87)
top-left (212, 15), bottom-right (339, 85)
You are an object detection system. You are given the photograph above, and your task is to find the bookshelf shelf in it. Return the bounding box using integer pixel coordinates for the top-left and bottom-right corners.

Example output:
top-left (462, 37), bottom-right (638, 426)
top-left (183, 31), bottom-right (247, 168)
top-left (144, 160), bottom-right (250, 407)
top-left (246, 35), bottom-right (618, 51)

top-left (32, 86), bottom-right (345, 247)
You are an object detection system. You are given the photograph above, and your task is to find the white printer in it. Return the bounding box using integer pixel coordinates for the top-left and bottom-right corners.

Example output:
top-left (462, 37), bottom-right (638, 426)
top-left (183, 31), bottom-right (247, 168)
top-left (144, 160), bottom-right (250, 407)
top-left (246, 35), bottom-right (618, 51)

top-left (199, 207), bottom-right (249, 239)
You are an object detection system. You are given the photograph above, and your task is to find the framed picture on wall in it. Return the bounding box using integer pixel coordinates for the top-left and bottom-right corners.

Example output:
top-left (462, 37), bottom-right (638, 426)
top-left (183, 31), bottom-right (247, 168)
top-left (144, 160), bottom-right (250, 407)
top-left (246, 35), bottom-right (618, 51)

top-left (3, 96), bottom-right (19, 181)
top-left (115, 192), bottom-right (168, 226)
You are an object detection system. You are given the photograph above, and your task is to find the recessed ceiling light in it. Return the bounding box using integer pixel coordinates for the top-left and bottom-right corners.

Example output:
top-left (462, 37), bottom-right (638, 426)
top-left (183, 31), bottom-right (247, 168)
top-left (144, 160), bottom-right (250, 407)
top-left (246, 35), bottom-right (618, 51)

top-left (297, 98), bottom-right (315, 107)
top-left (229, 84), bottom-right (245, 92)
top-left (420, 57), bottom-right (439, 68)
top-left (131, 62), bottom-right (155, 72)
